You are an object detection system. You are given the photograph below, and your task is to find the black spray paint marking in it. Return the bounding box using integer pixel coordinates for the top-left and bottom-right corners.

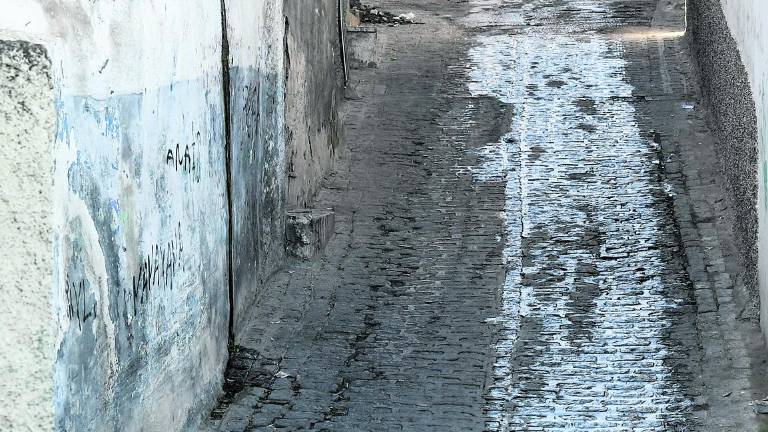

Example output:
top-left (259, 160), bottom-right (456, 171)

top-left (125, 223), bottom-right (184, 322)
top-left (64, 278), bottom-right (97, 331)
top-left (165, 131), bottom-right (202, 182)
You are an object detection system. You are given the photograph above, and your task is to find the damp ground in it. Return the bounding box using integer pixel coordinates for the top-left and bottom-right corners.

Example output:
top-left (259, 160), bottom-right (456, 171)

top-left (204, 1), bottom-right (768, 430)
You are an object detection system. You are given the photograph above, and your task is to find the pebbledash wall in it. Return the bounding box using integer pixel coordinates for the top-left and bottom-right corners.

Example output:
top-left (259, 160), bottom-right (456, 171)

top-left (687, 0), bottom-right (768, 338)
top-left (0, 0), bottom-right (344, 431)
top-left (0, 39), bottom-right (56, 431)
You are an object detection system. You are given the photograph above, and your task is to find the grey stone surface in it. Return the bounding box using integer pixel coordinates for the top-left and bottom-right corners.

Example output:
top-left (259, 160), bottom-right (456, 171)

top-left (286, 209), bottom-right (336, 260)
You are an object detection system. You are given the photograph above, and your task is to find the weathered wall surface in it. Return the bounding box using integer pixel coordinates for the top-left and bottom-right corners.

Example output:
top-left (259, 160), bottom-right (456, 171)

top-left (1, 2), bottom-right (231, 430)
top-left (50, 3), bottom-right (230, 431)
top-left (0, 0), bottom-right (345, 429)
top-left (0, 40), bottom-right (56, 432)
top-left (284, 1), bottom-right (345, 209)
top-left (226, 0), bottom-right (287, 336)
top-left (687, 0), bottom-right (768, 335)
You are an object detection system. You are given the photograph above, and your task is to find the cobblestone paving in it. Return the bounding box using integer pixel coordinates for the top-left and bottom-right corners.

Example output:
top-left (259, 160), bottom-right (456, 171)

top-left (469, 32), bottom-right (696, 430)
top-left (205, 0), bottom-right (768, 430)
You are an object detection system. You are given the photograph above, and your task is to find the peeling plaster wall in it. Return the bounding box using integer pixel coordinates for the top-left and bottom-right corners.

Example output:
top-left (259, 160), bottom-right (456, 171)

top-left (0, 40), bottom-right (56, 432)
top-left (687, 0), bottom-right (767, 336)
top-left (50, 3), bottom-right (229, 431)
top-left (1, 2), bottom-right (230, 430)
top-left (225, 0), bottom-right (287, 337)
top-left (284, 1), bottom-right (345, 209)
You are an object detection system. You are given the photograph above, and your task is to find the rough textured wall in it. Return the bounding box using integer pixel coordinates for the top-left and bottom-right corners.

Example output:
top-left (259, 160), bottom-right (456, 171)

top-left (716, 1), bottom-right (768, 338)
top-left (284, 0), bottom-right (345, 209)
top-left (687, 0), bottom-right (765, 333)
top-left (225, 0), bottom-right (287, 337)
top-left (0, 40), bottom-right (55, 432)
top-left (1, 2), bottom-right (231, 430)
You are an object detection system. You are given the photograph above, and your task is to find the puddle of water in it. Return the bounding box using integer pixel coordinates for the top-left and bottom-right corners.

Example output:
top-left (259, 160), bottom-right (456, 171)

top-left (469, 33), bottom-right (691, 431)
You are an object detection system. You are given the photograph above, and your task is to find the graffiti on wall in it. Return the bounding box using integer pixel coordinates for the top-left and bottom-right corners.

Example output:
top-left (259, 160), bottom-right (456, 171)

top-left (166, 131), bottom-right (203, 182)
top-left (64, 278), bottom-right (97, 330)
top-left (125, 223), bottom-right (185, 322)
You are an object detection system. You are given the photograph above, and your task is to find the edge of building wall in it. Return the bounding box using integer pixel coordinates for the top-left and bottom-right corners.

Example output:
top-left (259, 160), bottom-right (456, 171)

top-left (0, 38), bottom-right (55, 432)
top-left (685, 0), bottom-right (762, 327)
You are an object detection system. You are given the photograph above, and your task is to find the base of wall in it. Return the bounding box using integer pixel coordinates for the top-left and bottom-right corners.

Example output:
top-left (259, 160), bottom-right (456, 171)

top-left (686, 0), bottom-right (761, 324)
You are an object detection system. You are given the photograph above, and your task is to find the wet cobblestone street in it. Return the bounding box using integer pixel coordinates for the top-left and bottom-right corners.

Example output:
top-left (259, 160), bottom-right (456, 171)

top-left (470, 31), bottom-right (696, 430)
top-left (206, 0), bottom-right (768, 430)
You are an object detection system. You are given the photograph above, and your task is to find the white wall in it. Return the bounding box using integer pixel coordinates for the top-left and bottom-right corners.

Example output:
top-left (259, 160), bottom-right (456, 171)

top-left (0, 40), bottom-right (56, 432)
top-left (718, 0), bottom-right (768, 337)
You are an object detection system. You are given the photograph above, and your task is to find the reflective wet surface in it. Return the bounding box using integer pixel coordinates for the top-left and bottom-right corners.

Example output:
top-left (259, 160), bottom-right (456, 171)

top-left (465, 2), bottom-right (699, 430)
top-left (469, 31), bottom-right (692, 431)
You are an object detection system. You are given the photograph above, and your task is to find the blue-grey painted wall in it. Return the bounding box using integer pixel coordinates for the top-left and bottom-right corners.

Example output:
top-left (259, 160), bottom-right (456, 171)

top-left (47, 3), bottom-right (230, 430)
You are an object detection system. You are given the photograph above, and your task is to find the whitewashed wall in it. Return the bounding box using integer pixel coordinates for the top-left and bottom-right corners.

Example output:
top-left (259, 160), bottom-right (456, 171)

top-left (718, 0), bottom-right (768, 337)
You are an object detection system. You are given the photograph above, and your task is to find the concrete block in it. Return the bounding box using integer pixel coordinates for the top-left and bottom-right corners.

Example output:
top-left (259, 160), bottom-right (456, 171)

top-left (346, 26), bottom-right (378, 68)
top-left (286, 209), bottom-right (336, 260)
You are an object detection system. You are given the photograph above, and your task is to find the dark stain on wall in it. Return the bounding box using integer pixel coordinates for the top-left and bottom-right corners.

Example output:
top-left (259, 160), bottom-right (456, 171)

top-left (284, 0), bottom-right (346, 209)
top-left (229, 65), bottom-right (286, 336)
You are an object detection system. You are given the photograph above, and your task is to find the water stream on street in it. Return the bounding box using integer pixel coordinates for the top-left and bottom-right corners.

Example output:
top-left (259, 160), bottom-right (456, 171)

top-left (468, 25), bottom-right (692, 431)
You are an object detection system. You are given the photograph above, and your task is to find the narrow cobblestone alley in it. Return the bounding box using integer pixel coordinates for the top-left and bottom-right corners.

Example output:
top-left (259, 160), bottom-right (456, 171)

top-left (206, 1), bottom-right (768, 431)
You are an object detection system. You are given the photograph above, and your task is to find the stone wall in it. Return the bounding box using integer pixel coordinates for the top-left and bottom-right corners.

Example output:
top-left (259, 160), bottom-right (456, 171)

top-left (225, 0), bottom-right (287, 338)
top-left (284, 1), bottom-right (345, 210)
top-left (687, 0), bottom-right (767, 335)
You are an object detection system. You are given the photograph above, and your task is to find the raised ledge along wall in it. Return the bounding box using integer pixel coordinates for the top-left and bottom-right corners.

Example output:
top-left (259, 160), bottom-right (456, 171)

top-left (687, 0), bottom-right (768, 337)
top-left (0, 0), bottom-right (345, 430)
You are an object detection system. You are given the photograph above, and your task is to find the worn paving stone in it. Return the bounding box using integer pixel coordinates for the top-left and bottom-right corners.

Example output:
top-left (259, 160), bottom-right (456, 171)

top-left (202, 1), bottom-right (768, 431)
